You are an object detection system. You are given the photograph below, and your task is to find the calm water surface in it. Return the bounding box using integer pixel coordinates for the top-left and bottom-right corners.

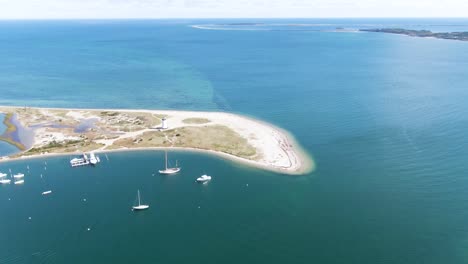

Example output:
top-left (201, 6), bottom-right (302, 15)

top-left (1, 19), bottom-right (468, 263)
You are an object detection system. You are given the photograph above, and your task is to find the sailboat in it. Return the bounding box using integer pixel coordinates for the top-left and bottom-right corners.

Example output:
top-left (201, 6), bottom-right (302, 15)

top-left (158, 151), bottom-right (180, 175)
top-left (0, 172), bottom-right (7, 178)
top-left (132, 190), bottom-right (149, 211)
top-left (40, 172), bottom-right (52, 195)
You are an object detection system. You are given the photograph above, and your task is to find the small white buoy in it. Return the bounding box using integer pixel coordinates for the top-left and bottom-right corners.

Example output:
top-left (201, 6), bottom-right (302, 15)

top-left (246, 184), bottom-right (249, 187)
top-left (198, 206), bottom-right (201, 209)
top-left (87, 227), bottom-right (91, 231)
top-left (8, 198), bottom-right (11, 201)
top-left (83, 198), bottom-right (87, 202)
top-left (28, 217), bottom-right (32, 220)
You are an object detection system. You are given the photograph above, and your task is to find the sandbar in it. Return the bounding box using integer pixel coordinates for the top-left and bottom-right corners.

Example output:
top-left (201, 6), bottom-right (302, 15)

top-left (0, 106), bottom-right (314, 175)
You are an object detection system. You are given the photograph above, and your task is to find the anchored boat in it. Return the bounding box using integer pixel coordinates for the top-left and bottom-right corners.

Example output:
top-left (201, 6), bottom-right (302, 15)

top-left (158, 151), bottom-right (180, 175)
top-left (70, 152), bottom-right (100, 167)
top-left (196, 174), bottom-right (212, 183)
top-left (89, 152), bottom-right (100, 165)
top-left (132, 190), bottom-right (149, 211)
top-left (0, 178), bottom-right (11, 184)
top-left (13, 173), bottom-right (24, 179)
top-left (14, 179), bottom-right (24, 185)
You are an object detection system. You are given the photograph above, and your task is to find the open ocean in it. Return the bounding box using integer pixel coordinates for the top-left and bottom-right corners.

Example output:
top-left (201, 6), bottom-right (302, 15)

top-left (1, 18), bottom-right (468, 263)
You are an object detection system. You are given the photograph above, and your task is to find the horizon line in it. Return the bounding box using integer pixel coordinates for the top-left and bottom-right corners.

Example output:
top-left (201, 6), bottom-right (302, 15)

top-left (1, 17), bottom-right (468, 21)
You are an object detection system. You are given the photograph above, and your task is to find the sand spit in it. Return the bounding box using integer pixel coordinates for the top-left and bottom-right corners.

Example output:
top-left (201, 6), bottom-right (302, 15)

top-left (0, 106), bottom-right (314, 175)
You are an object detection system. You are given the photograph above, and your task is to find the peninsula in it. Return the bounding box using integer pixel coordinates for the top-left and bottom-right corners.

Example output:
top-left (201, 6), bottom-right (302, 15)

top-left (0, 106), bottom-right (313, 175)
top-left (360, 28), bottom-right (468, 41)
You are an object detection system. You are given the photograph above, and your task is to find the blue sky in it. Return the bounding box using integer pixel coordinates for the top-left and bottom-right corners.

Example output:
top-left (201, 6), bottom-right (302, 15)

top-left (0, 0), bottom-right (467, 19)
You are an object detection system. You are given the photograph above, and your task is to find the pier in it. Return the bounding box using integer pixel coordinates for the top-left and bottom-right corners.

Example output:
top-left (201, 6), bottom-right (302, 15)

top-left (70, 152), bottom-right (100, 167)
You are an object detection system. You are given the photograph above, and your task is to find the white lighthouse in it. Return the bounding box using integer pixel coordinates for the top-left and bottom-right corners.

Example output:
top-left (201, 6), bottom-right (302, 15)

top-left (161, 117), bottom-right (168, 129)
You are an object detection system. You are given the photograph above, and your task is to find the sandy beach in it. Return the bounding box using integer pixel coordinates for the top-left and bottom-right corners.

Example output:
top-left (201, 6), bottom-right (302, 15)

top-left (0, 106), bottom-right (314, 175)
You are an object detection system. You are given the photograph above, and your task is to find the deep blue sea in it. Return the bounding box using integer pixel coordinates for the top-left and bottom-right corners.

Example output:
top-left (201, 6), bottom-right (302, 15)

top-left (1, 18), bottom-right (468, 263)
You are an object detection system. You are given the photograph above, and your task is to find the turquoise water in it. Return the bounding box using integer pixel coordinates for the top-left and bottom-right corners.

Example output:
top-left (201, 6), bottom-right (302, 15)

top-left (1, 19), bottom-right (468, 263)
top-left (0, 136), bottom-right (16, 157)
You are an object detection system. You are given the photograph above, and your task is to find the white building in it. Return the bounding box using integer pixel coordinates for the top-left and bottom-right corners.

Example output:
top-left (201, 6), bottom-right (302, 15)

top-left (161, 117), bottom-right (168, 129)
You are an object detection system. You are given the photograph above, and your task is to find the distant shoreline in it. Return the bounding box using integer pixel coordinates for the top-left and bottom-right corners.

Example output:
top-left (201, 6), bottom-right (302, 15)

top-left (360, 28), bottom-right (468, 41)
top-left (0, 106), bottom-right (314, 175)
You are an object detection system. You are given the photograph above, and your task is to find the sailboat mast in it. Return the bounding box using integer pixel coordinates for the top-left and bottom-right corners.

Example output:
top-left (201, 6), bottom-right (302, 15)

top-left (138, 190), bottom-right (141, 206)
top-left (165, 151), bottom-right (168, 170)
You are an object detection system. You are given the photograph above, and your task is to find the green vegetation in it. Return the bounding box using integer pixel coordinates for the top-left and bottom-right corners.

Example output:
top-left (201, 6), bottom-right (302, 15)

top-left (99, 111), bottom-right (161, 130)
top-left (182, 118), bottom-right (211, 124)
top-left (26, 140), bottom-right (82, 154)
top-left (0, 107), bottom-right (261, 163)
top-left (111, 125), bottom-right (258, 160)
top-left (0, 113), bottom-right (26, 150)
top-left (2, 113), bottom-right (17, 134)
top-left (360, 28), bottom-right (468, 41)
top-left (0, 137), bottom-right (26, 151)
top-left (100, 111), bottom-right (119, 116)
top-left (24, 139), bottom-right (104, 156)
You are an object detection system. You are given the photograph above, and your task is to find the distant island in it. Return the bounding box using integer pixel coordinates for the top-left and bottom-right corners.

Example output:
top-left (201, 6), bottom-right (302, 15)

top-left (360, 28), bottom-right (468, 41)
top-left (0, 106), bottom-right (313, 175)
top-left (223, 23), bottom-right (265, 26)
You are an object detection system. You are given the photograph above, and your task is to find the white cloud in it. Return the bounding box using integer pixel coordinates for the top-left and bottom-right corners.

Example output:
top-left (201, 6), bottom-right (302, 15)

top-left (0, 0), bottom-right (467, 19)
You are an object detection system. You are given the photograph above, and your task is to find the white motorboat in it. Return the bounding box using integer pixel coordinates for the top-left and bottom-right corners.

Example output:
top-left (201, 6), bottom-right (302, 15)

top-left (70, 157), bottom-right (88, 167)
top-left (70, 152), bottom-right (100, 167)
top-left (42, 190), bottom-right (52, 195)
top-left (71, 153), bottom-right (88, 167)
top-left (132, 190), bottom-right (149, 211)
top-left (0, 172), bottom-right (7, 178)
top-left (89, 152), bottom-right (100, 165)
top-left (14, 179), bottom-right (24, 185)
top-left (158, 151), bottom-right (180, 174)
top-left (70, 158), bottom-right (81, 163)
top-left (196, 174), bottom-right (212, 183)
top-left (0, 179), bottom-right (11, 184)
top-left (13, 173), bottom-right (24, 179)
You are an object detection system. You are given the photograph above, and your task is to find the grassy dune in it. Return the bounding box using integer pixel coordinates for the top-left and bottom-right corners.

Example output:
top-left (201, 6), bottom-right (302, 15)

top-left (182, 117), bottom-right (211, 124)
top-left (112, 125), bottom-right (258, 160)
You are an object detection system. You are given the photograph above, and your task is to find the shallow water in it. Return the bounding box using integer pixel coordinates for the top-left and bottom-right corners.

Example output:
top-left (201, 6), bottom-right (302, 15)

top-left (74, 118), bottom-right (98, 133)
top-left (0, 114), bottom-right (18, 157)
